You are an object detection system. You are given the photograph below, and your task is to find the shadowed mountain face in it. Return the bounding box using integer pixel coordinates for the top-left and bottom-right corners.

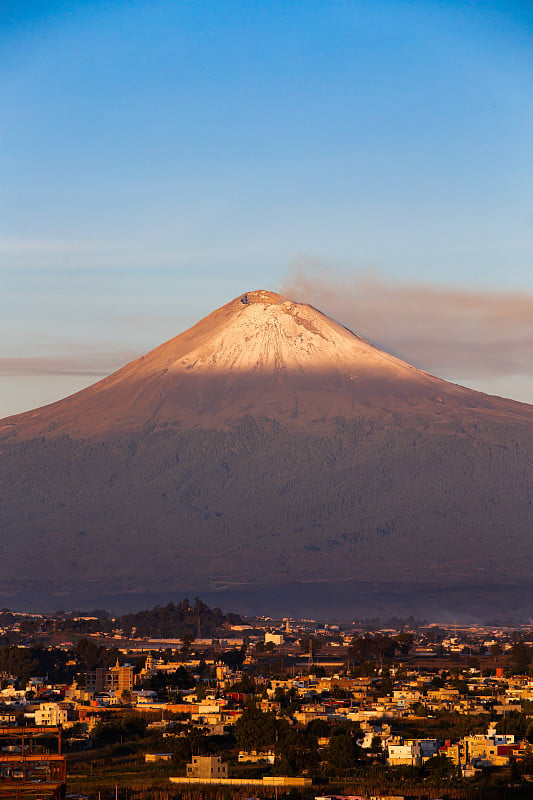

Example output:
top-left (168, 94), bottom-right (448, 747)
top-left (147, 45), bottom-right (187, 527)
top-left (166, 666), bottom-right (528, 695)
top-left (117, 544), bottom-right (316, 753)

top-left (1, 290), bottom-right (532, 618)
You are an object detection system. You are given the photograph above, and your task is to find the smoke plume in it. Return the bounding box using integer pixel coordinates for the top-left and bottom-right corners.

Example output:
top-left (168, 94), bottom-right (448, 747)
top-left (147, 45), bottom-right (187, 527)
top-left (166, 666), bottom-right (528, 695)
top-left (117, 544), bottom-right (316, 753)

top-left (282, 261), bottom-right (533, 380)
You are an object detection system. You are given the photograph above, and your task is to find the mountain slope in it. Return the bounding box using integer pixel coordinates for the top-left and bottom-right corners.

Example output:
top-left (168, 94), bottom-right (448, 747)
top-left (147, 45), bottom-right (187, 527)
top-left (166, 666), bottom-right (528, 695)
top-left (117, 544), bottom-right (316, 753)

top-left (1, 290), bottom-right (532, 615)
top-left (4, 289), bottom-right (531, 436)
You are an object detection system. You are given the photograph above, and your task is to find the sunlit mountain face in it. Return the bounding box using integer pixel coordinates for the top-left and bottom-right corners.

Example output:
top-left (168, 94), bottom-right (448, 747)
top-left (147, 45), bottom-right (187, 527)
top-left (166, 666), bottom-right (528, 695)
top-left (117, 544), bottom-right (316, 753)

top-left (1, 291), bottom-right (532, 618)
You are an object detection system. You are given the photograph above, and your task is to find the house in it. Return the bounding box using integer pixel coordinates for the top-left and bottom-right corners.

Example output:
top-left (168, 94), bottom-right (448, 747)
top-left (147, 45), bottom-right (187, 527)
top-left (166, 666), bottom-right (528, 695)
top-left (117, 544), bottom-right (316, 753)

top-left (186, 755), bottom-right (228, 779)
top-left (387, 738), bottom-right (422, 767)
top-left (35, 702), bottom-right (67, 727)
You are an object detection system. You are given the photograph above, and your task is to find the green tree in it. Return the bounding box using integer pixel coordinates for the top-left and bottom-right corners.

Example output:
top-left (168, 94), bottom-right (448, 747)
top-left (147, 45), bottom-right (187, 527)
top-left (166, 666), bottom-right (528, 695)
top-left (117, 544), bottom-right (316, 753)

top-left (234, 703), bottom-right (277, 751)
top-left (490, 642), bottom-right (503, 660)
top-left (348, 636), bottom-right (375, 664)
top-left (496, 710), bottom-right (529, 739)
top-left (0, 646), bottom-right (40, 686)
top-left (324, 733), bottom-right (359, 775)
top-left (76, 637), bottom-right (101, 669)
top-left (180, 632), bottom-right (194, 657)
top-left (220, 649), bottom-right (245, 670)
top-left (394, 632), bottom-right (414, 656)
top-left (511, 641), bottom-right (531, 673)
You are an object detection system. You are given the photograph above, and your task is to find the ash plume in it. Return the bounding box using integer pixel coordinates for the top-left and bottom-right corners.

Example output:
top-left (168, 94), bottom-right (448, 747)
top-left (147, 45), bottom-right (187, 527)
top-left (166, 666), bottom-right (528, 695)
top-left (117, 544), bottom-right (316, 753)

top-left (282, 260), bottom-right (533, 380)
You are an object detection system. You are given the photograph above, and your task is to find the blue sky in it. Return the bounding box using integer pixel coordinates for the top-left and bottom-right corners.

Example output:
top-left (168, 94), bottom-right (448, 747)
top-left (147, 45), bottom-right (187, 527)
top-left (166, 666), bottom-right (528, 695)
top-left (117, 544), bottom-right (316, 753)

top-left (1, 0), bottom-right (533, 416)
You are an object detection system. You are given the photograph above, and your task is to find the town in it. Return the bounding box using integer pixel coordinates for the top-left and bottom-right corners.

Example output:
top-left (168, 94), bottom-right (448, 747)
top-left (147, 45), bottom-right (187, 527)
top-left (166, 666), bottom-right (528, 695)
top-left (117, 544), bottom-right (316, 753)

top-left (1, 600), bottom-right (533, 800)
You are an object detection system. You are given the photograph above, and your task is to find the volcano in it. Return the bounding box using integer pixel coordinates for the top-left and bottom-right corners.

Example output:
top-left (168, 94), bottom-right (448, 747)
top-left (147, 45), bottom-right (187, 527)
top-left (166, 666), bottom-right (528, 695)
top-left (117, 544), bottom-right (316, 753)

top-left (1, 290), bottom-right (532, 617)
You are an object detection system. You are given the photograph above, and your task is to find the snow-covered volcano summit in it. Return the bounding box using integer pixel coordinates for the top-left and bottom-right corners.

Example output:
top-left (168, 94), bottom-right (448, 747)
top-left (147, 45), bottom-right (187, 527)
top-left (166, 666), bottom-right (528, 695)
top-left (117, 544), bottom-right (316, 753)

top-left (5, 289), bottom-right (530, 437)
top-left (161, 288), bottom-right (396, 374)
top-left (166, 289), bottom-right (433, 382)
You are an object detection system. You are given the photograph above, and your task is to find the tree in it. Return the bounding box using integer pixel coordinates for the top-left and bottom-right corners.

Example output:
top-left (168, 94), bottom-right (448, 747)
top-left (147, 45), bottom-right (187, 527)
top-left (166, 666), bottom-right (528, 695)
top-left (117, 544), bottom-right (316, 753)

top-left (229, 674), bottom-right (256, 694)
top-left (0, 646), bottom-right (40, 686)
top-left (348, 636), bottom-right (375, 664)
top-left (174, 665), bottom-right (195, 689)
top-left (195, 683), bottom-right (207, 701)
top-left (377, 674), bottom-right (393, 697)
top-left (395, 632), bottom-right (414, 656)
top-left (324, 733), bottom-right (359, 775)
top-left (307, 718), bottom-right (330, 739)
top-left (517, 744), bottom-right (533, 777)
top-left (372, 635), bottom-right (396, 666)
top-left (220, 649), bottom-right (245, 670)
top-left (423, 754), bottom-right (454, 779)
top-left (299, 637), bottom-right (323, 656)
top-left (93, 712), bottom-right (147, 745)
top-left (490, 642), bottom-right (503, 659)
top-left (76, 638), bottom-right (101, 669)
top-left (412, 701), bottom-right (428, 717)
top-left (496, 710), bottom-right (529, 739)
top-left (234, 703), bottom-right (277, 751)
top-left (511, 641), bottom-right (531, 673)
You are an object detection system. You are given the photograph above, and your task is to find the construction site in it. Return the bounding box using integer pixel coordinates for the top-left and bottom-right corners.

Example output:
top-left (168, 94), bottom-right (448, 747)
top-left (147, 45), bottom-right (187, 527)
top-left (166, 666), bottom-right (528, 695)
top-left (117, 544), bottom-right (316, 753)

top-left (0, 726), bottom-right (66, 800)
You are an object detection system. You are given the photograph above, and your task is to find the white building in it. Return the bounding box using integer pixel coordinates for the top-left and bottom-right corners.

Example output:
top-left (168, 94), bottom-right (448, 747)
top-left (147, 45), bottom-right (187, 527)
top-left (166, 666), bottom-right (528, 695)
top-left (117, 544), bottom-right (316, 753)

top-left (387, 739), bottom-right (422, 767)
top-left (35, 703), bottom-right (67, 727)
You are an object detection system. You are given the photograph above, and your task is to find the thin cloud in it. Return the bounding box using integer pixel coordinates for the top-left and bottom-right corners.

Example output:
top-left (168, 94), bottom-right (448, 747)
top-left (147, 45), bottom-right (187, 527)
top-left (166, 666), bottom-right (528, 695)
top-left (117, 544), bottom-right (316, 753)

top-left (0, 238), bottom-right (103, 255)
top-left (0, 351), bottom-right (138, 377)
top-left (282, 260), bottom-right (533, 379)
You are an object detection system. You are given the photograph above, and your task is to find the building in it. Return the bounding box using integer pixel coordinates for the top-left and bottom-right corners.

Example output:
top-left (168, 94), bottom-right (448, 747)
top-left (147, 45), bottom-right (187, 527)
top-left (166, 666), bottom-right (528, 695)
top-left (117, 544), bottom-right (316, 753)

top-left (85, 662), bottom-right (133, 696)
top-left (442, 732), bottom-right (521, 768)
top-left (387, 739), bottom-right (422, 767)
top-left (35, 703), bottom-right (68, 727)
top-left (238, 750), bottom-right (276, 764)
top-left (265, 632), bottom-right (284, 646)
top-left (186, 755), bottom-right (228, 779)
top-left (145, 752), bottom-right (173, 763)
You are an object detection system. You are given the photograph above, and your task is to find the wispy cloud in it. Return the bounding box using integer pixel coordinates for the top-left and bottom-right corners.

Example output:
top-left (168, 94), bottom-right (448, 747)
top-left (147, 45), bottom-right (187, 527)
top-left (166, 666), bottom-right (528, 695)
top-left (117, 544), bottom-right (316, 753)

top-left (282, 258), bottom-right (533, 379)
top-left (0, 351), bottom-right (138, 377)
top-left (0, 238), bottom-right (104, 255)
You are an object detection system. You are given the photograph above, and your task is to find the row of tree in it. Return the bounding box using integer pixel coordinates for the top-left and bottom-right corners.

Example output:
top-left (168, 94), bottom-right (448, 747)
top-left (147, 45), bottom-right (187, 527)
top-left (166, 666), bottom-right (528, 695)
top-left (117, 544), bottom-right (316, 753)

top-left (0, 598), bottom-right (241, 640)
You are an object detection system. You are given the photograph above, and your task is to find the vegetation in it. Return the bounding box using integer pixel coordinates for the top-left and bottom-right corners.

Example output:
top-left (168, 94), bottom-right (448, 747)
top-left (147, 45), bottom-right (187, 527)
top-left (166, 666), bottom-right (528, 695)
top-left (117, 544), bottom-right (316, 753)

top-left (0, 644), bottom-right (75, 686)
top-left (1, 598), bottom-right (241, 641)
top-left (119, 598), bottom-right (241, 639)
